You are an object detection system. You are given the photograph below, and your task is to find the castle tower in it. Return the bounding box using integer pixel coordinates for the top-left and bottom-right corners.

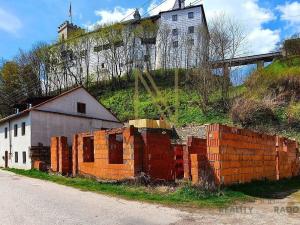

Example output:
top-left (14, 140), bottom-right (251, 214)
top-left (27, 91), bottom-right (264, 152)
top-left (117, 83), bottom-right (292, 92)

top-left (173, 0), bottom-right (185, 9)
top-left (133, 9), bottom-right (141, 20)
top-left (58, 21), bottom-right (82, 41)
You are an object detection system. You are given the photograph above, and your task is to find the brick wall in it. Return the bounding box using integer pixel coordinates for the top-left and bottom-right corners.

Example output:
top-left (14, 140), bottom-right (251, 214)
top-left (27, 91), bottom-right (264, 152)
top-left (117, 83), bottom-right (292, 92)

top-left (73, 127), bottom-right (141, 180)
top-left (50, 137), bottom-right (59, 172)
top-left (276, 136), bottom-right (299, 179)
top-left (183, 137), bottom-right (207, 180)
top-left (51, 136), bottom-right (71, 175)
top-left (205, 124), bottom-right (279, 185)
top-left (141, 129), bottom-right (175, 181)
top-left (174, 144), bottom-right (184, 179)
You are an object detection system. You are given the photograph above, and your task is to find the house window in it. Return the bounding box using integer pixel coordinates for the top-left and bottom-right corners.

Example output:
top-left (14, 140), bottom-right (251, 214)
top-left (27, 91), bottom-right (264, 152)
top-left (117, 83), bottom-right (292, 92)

top-left (14, 124), bottom-right (18, 137)
top-left (4, 127), bottom-right (8, 139)
top-left (15, 152), bottom-right (18, 163)
top-left (22, 122), bottom-right (26, 136)
top-left (22, 151), bottom-right (26, 164)
top-left (144, 55), bottom-right (150, 62)
top-left (173, 41), bottom-right (179, 48)
top-left (172, 29), bottom-right (178, 36)
top-left (188, 26), bottom-right (194, 34)
top-left (172, 15), bottom-right (178, 21)
top-left (101, 63), bottom-right (105, 68)
top-left (188, 12), bottom-right (194, 19)
top-left (77, 102), bottom-right (86, 114)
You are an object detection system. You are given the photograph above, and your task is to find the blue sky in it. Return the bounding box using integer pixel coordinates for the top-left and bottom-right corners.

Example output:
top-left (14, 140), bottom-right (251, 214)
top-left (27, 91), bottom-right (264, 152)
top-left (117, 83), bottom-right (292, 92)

top-left (0, 0), bottom-right (300, 60)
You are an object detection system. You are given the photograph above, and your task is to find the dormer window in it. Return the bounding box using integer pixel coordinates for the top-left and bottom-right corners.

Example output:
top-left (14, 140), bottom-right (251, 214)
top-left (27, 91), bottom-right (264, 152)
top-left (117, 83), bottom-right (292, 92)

top-left (77, 102), bottom-right (86, 114)
top-left (188, 12), bottom-right (194, 19)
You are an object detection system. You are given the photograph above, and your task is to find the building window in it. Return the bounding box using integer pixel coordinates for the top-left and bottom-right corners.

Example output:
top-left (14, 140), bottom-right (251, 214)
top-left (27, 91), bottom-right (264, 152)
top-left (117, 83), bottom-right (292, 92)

top-left (14, 124), bottom-right (18, 137)
top-left (188, 39), bottom-right (195, 46)
top-left (172, 29), bottom-right (178, 36)
top-left (22, 151), bottom-right (26, 164)
top-left (4, 127), bottom-right (8, 139)
top-left (144, 55), bottom-right (150, 62)
top-left (172, 15), bottom-right (178, 21)
top-left (173, 41), bottom-right (179, 48)
top-left (22, 122), bottom-right (26, 136)
top-left (188, 26), bottom-right (194, 34)
top-left (188, 12), bottom-right (194, 19)
top-left (77, 102), bottom-right (86, 114)
top-left (101, 63), bottom-right (105, 68)
top-left (15, 152), bottom-right (18, 163)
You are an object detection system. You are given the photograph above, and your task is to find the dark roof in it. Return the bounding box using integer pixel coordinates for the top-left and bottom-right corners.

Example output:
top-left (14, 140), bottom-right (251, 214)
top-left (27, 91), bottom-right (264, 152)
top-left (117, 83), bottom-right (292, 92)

top-left (0, 86), bottom-right (121, 124)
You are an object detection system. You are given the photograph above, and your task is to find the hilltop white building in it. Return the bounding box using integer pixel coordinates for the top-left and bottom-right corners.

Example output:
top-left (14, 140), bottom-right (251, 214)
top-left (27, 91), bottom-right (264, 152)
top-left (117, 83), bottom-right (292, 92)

top-left (0, 87), bottom-right (121, 169)
top-left (52, 1), bottom-right (208, 85)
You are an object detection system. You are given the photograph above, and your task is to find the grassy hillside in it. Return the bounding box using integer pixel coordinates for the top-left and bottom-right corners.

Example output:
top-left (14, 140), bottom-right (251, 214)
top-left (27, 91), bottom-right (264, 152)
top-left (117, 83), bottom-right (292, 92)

top-left (96, 56), bottom-right (300, 140)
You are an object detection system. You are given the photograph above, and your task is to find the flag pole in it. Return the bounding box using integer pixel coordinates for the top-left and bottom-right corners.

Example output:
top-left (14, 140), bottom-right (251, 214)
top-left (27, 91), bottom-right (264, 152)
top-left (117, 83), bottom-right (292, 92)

top-left (69, 2), bottom-right (72, 23)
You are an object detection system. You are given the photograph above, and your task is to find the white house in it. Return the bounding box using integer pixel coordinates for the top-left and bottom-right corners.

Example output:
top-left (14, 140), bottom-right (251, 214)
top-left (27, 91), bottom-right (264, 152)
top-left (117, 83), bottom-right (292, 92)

top-left (0, 86), bottom-right (122, 169)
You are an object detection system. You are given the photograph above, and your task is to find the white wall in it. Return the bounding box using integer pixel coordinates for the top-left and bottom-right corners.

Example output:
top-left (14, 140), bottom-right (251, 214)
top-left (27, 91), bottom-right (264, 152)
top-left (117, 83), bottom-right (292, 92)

top-left (0, 114), bottom-right (32, 169)
top-left (36, 88), bottom-right (120, 122)
top-left (31, 110), bottom-right (121, 146)
top-left (157, 6), bottom-right (204, 69)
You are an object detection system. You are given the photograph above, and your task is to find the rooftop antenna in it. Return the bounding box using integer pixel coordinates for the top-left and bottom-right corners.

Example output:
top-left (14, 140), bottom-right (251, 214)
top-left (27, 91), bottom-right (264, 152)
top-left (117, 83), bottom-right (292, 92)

top-left (69, 2), bottom-right (73, 23)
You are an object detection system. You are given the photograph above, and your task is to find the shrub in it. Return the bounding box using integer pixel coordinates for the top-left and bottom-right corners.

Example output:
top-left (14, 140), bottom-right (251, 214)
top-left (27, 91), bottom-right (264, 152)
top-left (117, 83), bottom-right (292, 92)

top-left (230, 98), bottom-right (276, 127)
top-left (287, 101), bottom-right (300, 124)
top-left (284, 38), bottom-right (300, 56)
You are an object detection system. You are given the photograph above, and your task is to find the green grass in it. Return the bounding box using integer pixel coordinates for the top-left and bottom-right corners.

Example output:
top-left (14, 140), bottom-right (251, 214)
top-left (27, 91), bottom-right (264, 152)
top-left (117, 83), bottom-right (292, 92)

top-left (4, 168), bottom-right (250, 208)
top-left (230, 176), bottom-right (300, 199)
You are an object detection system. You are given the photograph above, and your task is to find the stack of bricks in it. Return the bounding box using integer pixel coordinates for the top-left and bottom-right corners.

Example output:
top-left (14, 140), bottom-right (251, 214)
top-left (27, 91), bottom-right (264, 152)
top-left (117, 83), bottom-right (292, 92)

top-left (183, 137), bottom-right (207, 180)
top-left (206, 124), bottom-right (277, 185)
top-left (173, 144), bottom-right (184, 179)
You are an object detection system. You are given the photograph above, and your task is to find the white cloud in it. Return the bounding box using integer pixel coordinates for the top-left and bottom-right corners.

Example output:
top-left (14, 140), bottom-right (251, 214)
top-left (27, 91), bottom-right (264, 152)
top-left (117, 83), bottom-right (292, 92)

top-left (0, 8), bottom-right (22, 34)
top-left (204, 0), bottom-right (279, 54)
top-left (277, 1), bottom-right (300, 32)
top-left (85, 7), bottom-right (143, 31)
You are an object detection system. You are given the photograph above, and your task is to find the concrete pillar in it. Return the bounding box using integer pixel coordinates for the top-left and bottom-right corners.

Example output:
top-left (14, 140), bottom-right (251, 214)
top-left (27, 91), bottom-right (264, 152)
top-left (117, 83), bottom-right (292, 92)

top-left (257, 60), bottom-right (264, 69)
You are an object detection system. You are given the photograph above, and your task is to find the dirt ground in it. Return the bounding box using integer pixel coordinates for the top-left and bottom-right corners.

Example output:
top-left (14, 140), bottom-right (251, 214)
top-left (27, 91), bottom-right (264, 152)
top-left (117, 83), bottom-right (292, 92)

top-left (172, 190), bottom-right (300, 225)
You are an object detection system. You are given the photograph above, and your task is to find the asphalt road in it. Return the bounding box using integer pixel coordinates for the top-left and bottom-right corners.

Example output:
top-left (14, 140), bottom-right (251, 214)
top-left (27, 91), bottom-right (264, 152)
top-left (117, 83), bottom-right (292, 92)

top-left (0, 170), bottom-right (300, 225)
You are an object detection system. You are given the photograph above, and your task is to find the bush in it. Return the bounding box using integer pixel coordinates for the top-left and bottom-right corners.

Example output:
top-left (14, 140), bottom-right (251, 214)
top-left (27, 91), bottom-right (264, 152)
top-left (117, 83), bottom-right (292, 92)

top-left (287, 101), bottom-right (300, 124)
top-left (230, 98), bottom-right (276, 127)
top-left (284, 38), bottom-right (300, 56)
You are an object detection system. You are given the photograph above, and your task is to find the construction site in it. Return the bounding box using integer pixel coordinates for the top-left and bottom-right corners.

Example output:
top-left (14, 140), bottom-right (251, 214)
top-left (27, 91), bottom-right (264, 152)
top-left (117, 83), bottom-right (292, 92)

top-left (46, 119), bottom-right (300, 186)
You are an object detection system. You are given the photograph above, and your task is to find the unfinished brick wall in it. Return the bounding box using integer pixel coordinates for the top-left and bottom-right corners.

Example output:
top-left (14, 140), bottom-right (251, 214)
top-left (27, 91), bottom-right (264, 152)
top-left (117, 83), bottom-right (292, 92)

top-left (50, 136), bottom-right (71, 174)
top-left (140, 129), bottom-right (175, 181)
top-left (191, 124), bottom-right (279, 185)
top-left (276, 137), bottom-right (299, 179)
top-left (73, 127), bottom-right (143, 180)
top-left (183, 137), bottom-right (207, 180)
top-left (50, 137), bottom-right (59, 172)
top-left (174, 144), bottom-right (184, 179)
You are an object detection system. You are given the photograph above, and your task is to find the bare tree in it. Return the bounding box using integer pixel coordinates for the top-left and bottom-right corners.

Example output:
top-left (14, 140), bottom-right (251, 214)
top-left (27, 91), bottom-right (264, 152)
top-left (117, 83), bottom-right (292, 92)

top-left (188, 14), bottom-right (246, 111)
